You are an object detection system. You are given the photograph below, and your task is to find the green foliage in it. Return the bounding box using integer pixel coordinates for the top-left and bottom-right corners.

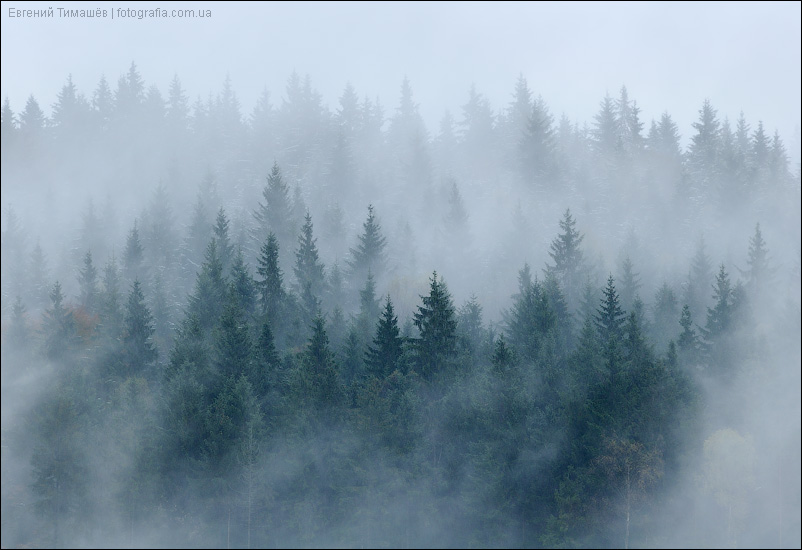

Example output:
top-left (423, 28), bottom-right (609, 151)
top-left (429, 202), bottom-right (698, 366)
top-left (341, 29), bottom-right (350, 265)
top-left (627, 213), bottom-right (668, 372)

top-left (348, 204), bottom-right (387, 280)
top-left (121, 279), bottom-right (158, 379)
top-left (365, 295), bottom-right (404, 380)
top-left (413, 271), bottom-right (457, 382)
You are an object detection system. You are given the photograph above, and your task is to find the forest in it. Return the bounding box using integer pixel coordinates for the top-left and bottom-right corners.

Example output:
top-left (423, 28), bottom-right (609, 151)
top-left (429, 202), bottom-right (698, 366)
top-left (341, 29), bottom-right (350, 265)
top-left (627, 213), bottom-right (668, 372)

top-left (0, 64), bottom-right (800, 548)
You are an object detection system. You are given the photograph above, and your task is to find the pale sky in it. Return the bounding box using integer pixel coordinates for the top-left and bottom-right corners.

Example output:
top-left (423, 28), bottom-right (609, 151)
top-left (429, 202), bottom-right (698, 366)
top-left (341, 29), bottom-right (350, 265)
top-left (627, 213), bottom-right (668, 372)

top-left (2, 1), bottom-right (800, 156)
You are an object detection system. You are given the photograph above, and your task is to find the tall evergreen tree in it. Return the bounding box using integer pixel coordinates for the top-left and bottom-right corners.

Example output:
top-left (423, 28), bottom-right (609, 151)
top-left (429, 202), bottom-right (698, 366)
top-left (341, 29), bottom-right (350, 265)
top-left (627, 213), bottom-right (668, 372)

top-left (293, 212), bottom-right (326, 306)
top-left (215, 292), bottom-right (253, 380)
top-left (546, 209), bottom-right (586, 312)
top-left (253, 162), bottom-right (294, 267)
top-left (677, 304), bottom-right (700, 366)
top-left (41, 282), bottom-right (79, 363)
top-left (123, 220), bottom-right (145, 283)
top-left (595, 275), bottom-right (626, 375)
top-left (213, 207), bottom-right (235, 276)
top-left (77, 251), bottom-right (99, 314)
top-left (121, 279), bottom-right (158, 380)
top-left (297, 316), bottom-right (345, 414)
top-left (741, 223), bottom-right (771, 298)
top-left (519, 95), bottom-right (557, 189)
top-left (256, 232), bottom-right (285, 324)
top-left (365, 295), bottom-right (405, 380)
top-left (413, 271), bottom-right (457, 381)
top-left (348, 204), bottom-right (388, 281)
top-left (187, 239), bottom-right (227, 334)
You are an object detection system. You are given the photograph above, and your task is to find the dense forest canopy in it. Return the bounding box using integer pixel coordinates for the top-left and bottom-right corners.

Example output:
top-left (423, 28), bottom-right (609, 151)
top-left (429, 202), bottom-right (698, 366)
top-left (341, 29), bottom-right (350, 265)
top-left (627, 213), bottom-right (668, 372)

top-left (1, 65), bottom-right (800, 548)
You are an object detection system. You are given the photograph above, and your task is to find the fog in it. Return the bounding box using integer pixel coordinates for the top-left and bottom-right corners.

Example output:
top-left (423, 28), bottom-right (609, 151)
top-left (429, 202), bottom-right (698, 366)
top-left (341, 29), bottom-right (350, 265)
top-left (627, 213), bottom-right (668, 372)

top-left (1, 2), bottom-right (800, 548)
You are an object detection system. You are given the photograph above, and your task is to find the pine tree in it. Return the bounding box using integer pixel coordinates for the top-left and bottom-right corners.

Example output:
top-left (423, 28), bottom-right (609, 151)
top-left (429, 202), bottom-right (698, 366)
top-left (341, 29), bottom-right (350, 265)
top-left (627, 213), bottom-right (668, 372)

top-left (25, 241), bottom-right (49, 311)
top-left (365, 296), bottom-right (404, 380)
top-left (229, 247), bottom-right (256, 315)
top-left (651, 282), bottom-right (679, 353)
top-left (123, 220), bottom-right (145, 283)
top-left (298, 316), bottom-right (345, 413)
top-left (506, 275), bottom-right (555, 364)
top-left (256, 232), bottom-right (285, 323)
top-left (456, 294), bottom-right (485, 360)
top-left (547, 209), bottom-right (586, 312)
top-left (617, 256), bottom-right (641, 313)
top-left (293, 212), bottom-right (326, 310)
top-left (348, 204), bottom-right (387, 281)
top-left (97, 256), bottom-right (123, 340)
top-left (595, 275), bottom-right (626, 375)
top-left (251, 320), bottom-right (282, 414)
top-left (684, 235), bottom-right (713, 323)
top-left (702, 264), bottom-right (734, 342)
top-left (592, 92), bottom-right (620, 160)
top-left (520, 95), bottom-right (557, 189)
top-left (121, 280), bottom-right (158, 379)
top-left (213, 207), bottom-right (235, 276)
top-left (413, 272), bottom-right (457, 381)
top-left (187, 239), bottom-right (227, 334)
top-left (215, 293), bottom-right (253, 380)
top-left (253, 162), bottom-right (294, 267)
top-left (355, 271), bottom-right (381, 344)
top-left (687, 99), bottom-right (721, 201)
top-left (491, 334), bottom-right (516, 374)
top-left (742, 223), bottom-right (771, 298)
top-left (77, 251), bottom-right (99, 314)
top-left (41, 282), bottom-right (79, 363)
top-left (677, 304), bottom-right (699, 365)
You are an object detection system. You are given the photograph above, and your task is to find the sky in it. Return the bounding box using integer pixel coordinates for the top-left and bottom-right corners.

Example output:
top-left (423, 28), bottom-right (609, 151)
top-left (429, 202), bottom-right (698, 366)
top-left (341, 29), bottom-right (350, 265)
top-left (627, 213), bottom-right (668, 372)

top-left (1, 1), bottom-right (801, 157)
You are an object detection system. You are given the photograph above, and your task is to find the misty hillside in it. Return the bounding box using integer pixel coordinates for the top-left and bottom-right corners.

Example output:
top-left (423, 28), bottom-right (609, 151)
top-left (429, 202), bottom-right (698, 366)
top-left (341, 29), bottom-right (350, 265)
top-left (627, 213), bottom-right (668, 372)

top-left (1, 65), bottom-right (800, 548)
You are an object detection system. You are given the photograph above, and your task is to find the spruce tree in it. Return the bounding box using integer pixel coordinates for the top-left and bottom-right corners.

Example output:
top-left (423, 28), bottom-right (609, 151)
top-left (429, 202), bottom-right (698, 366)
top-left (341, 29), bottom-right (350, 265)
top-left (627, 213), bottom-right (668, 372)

top-left (229, 247), bottom-right (256, 315)
top-left (123, 220), bottom-right (145, 283)
top-left (365, 295), bottom-right (404, 380)
top-left (41, 281), bottom-right (79, 363)
top-left (215, 292), bottom-right (253, 380)
top-left (77, 250), bottom-right (99, 314)
top-left (348, 204), bottom-right (387, 281)
top-left (293, 212), bottom-right (326, 324)
top-left (595, 275), bottom-right (626, 375)
top-left (677, 304), bottom-right (699, 365)
top-left (187, 239), bottom-right (227, 334)
top-left (122, 279), bottom-right (158, 379)
top-left (256, 232), bottom-right (285, 323)
top-left (213, 207), bottom-right (235, 276)
top-left (413, 271), bottom-right (457, 381)
top-left (547, 209), bottom-right (585, 312)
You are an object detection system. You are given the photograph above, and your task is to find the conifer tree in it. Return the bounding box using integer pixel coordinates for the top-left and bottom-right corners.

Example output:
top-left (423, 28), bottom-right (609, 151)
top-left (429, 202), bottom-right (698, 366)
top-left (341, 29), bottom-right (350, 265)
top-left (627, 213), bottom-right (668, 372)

top-left (595, 275), bottom-right (626, 375)
top-left (293, 212), bottom-right (326, 316)
top-left (413, 271), bottom-right (457, 381)
top-left (677, 304), bottom-right (699, 365)
top-left (41, 281), bottom-right (79, 363)
top-left (256, 232), bottom-right (285, 323)
top-left (365, 296), bottom-right (404, 380)
top-left (77, 250), bottom-right (99, 314)
top-left (253, 162), bottom-right (294, 266)
top-left (215, 292), bottom-right (253, 380)
top-left (348, 204), bottom-right (387, 281)
top-left (229, 247), bottom-right (256, 315)
top-left (297, 315), bottom-right (345, 414)
top-left (123, 220), bottom-right (145, 283)
top-left (213, 207), bottom-right (235, 276)
top-left (742, 223), bottom-right (771, 298)
top-left (122, 280), bottom-right (158, 379)
top-left (187, 239), bottom-right (227, 333)
top-left (547, 209), bottom-right (586, 312)
top-left (98, 256), bottom-right (123, 339)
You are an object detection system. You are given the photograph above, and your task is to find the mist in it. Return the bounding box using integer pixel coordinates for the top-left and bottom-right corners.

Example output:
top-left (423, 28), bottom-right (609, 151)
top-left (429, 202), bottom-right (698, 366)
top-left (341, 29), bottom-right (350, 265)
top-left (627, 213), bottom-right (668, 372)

top-left (1, 2), bottom-right (801, 548)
